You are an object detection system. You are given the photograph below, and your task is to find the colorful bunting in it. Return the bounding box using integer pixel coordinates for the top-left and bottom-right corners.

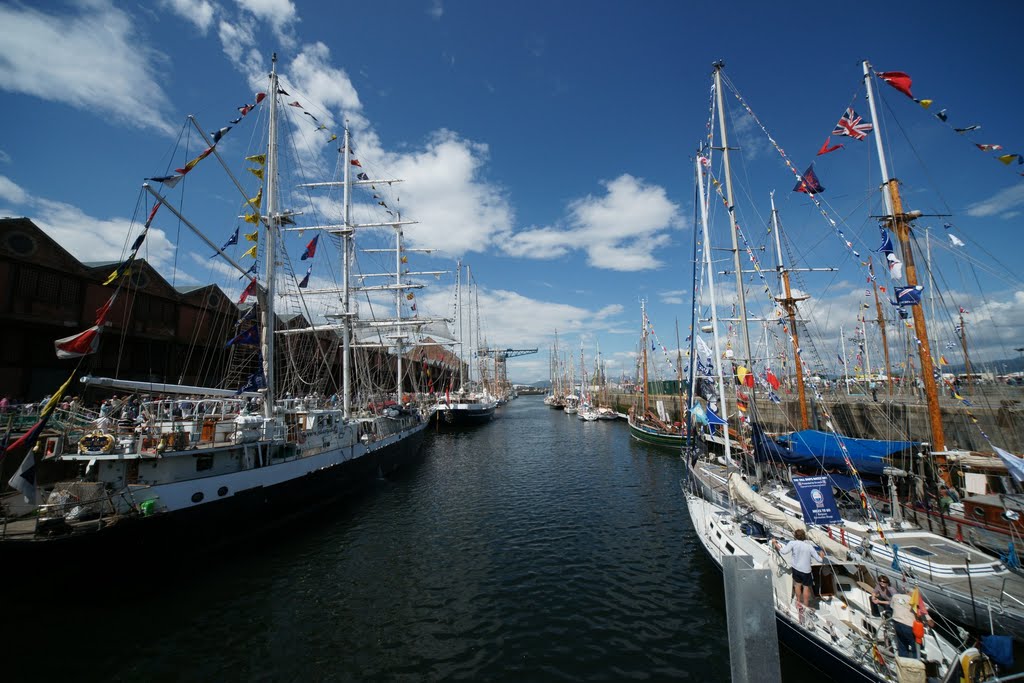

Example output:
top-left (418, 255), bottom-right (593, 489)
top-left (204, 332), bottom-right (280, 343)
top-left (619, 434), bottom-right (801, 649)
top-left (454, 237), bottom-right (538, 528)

top-left (877, 71), bottom-right (914, 99)
top-left (245, 231), bottom-right (258, 242)
top-left (816, 136), bottom-right (843, 156)
top-left (5, 372), bottom-right (75, 502)
top-left (245, 154), bottom-right (266, 165)
top-left (242, 244), bottom-right (258, 259)
top-left (175, 146), bottom-right (214, 175)
top-left (301, 234), bottom-right (319, 261)
top-left (997, 153), bottom-right (1023, 165)
top-left (239, 278), bottom-right (258, 304)
top-left (211, 126), bottom-right (232, 143)
top-left (793, 164), bottom-right (825, 194)
top-left (55, 326), bottom-right (102, 358)
top-left (298, 266), bottom-right (311, 289)
top-left (146, 174), bottom-right (183, 188)
top-left (225, 326), bottom-right (259, 348)
top-left (976, 144), bottom-right (1003, 152)
top-left (239, 261), bottom-right (258, 279)
top-left (248, 188), bottom-right (262, 209)
top-left (248, 167), bottom-right (264, 180)
top-left (893, 285), bottom-right (924, 306)
top-left (244, 213), bottom-right (260, 224)
top-left (954, 125), bottom-right (981, 134)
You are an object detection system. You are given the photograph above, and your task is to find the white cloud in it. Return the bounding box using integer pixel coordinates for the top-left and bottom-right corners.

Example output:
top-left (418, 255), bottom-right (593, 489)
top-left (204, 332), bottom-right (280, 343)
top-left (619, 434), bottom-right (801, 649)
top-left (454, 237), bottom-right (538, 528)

top-left (288, 43), bottom-right (362, 118)
top-left (0, 176), bottom-right (29, 205)
top-left (660, 290), bottom-right (686, 305)
top-left (234, 0), bottom-right (296, 42)
top-left (162, 0), bottom-right (216, 32)
top-left (0, 175), bottom-right (180, 274)
top-left (0, 149), bottom-right (11, 165)
top-left (379, 131), bottom-right (515, 256)
top-left (965, 185), bottom-right (1024, 218)
top-left (504, 174), bottom-right (683, 271)
top-left (0, 1), bottom-right (176, 135)
top-left (427, 0), bottom-right (443, 19)
top-left (218, 17), bottom-right (263, 78)
top-left (415, 286), bottom-right (628, 382)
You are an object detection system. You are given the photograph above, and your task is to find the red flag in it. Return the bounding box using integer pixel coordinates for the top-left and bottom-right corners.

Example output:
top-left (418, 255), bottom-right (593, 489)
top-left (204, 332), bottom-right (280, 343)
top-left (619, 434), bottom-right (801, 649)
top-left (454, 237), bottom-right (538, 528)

top-left (816, 136), bottom-right (843, 156)
top-left (288, 101), bottom-right (303, 108)
top-left (766, 370), bottom-right (781, 390)
top-left (54, 325), bottom-right (102, 358)
top-left (95, 295), bottom-right (115, 326)
top-left (350, 159), bottom-right (362, 167)
top-left (877, 71), bottom-right (914, 99)
top-left (255, 92), bottom-right (266, 104)
top-left (239, 278), bottom-right (258, 304)
top-left (144, 201), bottom-right (161, 228)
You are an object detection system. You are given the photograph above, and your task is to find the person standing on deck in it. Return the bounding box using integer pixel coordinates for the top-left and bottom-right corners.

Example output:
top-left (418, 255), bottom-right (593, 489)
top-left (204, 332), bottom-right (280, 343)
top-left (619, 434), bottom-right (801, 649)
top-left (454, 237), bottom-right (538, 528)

top-left (772, 529), bottom-right (824, 607)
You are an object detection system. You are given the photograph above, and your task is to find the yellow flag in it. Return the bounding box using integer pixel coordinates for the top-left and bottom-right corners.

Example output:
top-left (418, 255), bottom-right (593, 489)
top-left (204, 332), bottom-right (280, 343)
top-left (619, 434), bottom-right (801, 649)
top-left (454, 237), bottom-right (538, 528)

top-left (245, 231), bottom-right (259, 242)
top-left (248, 167), bottom-right (264, 180)
top-left (245, 154), bottom-right (266, 165)
top-left (248, 188), bottom-right (262, 209)
top-left (909, 587), bottom-right (922, 613)
top-left (997, 154), bottom-right (1017, 165)
top-left (244, 213), bottom-right (260, 224)
top-left (400, 256), bottom-right (408, 263)
top-left (103, 265), bottom-right (131, 286)
top-left (243, 245), bottom-right (258, 259)
top-left (918, 99), bottom-right (933, 109)
top-left (42, 371), bottom-right (77, 418)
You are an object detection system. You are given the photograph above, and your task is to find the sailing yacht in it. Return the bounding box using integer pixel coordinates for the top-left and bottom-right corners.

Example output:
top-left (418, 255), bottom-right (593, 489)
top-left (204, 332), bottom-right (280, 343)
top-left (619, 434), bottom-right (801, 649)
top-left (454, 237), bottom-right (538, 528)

top-left (684, 61), bottom-right (1007, 677)
top-left (1, 54), bottom-right (433, 558)
top-left (627, 300), bottom-right (685, 448)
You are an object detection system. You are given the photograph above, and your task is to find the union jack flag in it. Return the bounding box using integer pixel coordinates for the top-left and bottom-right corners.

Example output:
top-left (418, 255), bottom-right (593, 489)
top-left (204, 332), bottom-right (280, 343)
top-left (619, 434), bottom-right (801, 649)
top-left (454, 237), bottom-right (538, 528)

top-left (833, 108), bottom-right (874, 141)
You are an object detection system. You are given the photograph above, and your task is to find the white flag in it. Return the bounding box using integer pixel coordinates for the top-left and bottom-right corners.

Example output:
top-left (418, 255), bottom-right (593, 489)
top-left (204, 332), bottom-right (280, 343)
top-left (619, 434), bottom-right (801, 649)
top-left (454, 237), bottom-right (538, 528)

top-left (948, 234), bottom-right (965, 247)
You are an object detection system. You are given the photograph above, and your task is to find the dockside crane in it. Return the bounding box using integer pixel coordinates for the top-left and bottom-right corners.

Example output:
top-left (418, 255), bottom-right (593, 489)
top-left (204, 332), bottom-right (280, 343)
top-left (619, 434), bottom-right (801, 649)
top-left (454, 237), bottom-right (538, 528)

top-left (476, 347), bottom-right (538, 397)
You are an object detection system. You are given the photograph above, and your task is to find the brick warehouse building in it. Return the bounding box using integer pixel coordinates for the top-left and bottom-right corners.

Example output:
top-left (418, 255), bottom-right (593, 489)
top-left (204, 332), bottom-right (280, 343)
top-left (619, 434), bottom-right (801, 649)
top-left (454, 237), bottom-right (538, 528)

top-left (0, 217), bottom-right (463, 404)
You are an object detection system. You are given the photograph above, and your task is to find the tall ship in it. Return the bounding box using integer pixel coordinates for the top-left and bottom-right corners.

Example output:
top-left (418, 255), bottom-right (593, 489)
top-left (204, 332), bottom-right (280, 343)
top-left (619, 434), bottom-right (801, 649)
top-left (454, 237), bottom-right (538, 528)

top-left (1, 54), bottom-right (438, 559)
top-left (432, 261), bottom-right (497, 428)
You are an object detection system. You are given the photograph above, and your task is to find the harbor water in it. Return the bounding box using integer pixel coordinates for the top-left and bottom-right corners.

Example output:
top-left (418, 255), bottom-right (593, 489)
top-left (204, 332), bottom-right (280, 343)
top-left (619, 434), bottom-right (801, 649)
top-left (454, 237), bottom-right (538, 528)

top-left (8, 396), bottom-right (818, 681)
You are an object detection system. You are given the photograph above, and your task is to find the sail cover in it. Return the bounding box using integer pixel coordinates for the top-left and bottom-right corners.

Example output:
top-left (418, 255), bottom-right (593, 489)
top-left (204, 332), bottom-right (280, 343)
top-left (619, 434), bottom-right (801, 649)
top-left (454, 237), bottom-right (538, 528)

top-left (753, 424), bottom-right (914, 476)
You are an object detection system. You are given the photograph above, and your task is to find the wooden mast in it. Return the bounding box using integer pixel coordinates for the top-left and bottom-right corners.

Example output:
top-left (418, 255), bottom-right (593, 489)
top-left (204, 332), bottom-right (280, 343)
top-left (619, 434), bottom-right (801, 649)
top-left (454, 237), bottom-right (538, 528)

top-left (864, 61), bottom-right (948, 481)
top-left (869, 261), bottom-right (894, 395)
top-left (769, 193), bottom-right (809, 429)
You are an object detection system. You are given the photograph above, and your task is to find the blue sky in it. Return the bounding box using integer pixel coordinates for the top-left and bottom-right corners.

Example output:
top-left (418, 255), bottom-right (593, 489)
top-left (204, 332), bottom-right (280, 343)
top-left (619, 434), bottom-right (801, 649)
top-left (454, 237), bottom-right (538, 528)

top-left (1, 0), bottom-right (1023, 384)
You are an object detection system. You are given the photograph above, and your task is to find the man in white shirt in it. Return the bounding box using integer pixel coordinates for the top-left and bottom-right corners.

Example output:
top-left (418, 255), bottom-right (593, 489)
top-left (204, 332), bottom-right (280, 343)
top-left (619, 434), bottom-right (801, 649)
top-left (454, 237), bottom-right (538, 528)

top-left (772, 528), bottom-right (825, 607)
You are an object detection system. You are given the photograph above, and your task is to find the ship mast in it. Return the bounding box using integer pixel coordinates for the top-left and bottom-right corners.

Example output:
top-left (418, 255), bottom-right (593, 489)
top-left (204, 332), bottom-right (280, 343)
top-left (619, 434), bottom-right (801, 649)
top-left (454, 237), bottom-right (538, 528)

top-left (695, 153), bottom-right (731, 464)
top-left (863, 60), bottom-right (948, 464)
top-left (713, 62), bottom-right (755, 406)
top-left (261, 53), bottom-right (280, 419)
top-left (641, 299), bottom-right (649, 415)
top-left (769, 192), bottom-right (810, 429)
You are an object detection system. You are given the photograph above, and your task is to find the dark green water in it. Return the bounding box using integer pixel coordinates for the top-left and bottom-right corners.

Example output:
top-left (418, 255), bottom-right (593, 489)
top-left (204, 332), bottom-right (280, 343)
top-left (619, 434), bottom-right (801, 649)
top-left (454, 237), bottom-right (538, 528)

top-left (8, 396), bottom-right (818, 681)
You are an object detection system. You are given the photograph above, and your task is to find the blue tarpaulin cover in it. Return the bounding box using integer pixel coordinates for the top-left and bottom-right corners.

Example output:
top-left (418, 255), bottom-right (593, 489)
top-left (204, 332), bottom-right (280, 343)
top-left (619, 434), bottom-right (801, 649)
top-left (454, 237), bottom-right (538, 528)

top-left (754, 427), bottom-right (915, 476)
